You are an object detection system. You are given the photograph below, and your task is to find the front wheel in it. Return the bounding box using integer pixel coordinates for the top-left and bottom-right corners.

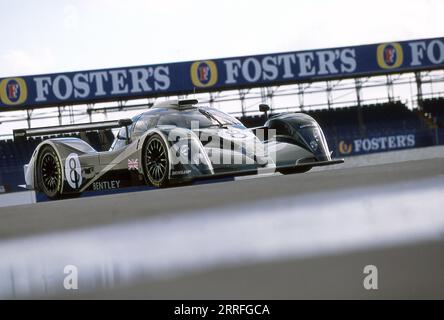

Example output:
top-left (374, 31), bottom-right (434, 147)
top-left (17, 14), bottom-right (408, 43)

top-left (143, 134), bottom-right (170, 187)
top-left (36, 145), bottom-right (63, 199)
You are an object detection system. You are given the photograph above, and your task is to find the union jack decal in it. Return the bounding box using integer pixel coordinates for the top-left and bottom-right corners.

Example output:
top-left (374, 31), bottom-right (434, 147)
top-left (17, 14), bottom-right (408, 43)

top-left (127, 158), bottom-right (139, 170)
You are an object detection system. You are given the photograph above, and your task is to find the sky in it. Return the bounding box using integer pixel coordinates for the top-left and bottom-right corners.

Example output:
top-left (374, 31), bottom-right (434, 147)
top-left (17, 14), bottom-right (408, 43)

top-left (0, 0), bottom-right (443, 77)
top-left (0, 0), bottom-right (443, 135)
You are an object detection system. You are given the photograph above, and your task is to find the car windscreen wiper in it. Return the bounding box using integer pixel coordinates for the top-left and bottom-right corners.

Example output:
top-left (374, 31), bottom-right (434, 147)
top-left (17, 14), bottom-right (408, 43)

top-left (198, 108), bottom-right (228, 128)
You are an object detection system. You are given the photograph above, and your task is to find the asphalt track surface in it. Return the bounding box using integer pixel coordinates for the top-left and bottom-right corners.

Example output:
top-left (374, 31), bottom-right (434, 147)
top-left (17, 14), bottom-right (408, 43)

top-left (0, 157), bottom-right (444, 298)
top-left (1, 158), bottom-right (443, 240)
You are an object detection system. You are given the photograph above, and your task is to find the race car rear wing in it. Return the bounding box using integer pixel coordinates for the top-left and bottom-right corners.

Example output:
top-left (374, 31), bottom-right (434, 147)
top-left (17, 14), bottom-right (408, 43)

top-left (13, 119), bottom-right (133, 141)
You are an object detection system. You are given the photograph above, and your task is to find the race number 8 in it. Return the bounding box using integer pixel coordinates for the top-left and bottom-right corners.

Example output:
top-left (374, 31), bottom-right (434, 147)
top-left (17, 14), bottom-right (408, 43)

top-left (65, 153), bottom-right (83, 189)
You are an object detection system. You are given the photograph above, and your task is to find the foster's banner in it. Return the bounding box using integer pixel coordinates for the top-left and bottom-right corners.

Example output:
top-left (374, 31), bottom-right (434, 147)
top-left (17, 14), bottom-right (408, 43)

top-left (1, 37), bottom-right (443, 109)
top-left (338, 133), bottom-right (416, 155)
top-left (335, 129), bottom-right (437, 156)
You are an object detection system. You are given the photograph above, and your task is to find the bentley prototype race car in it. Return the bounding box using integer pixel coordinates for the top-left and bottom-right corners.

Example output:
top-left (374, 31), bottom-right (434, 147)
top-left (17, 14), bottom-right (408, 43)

top-left (14, 99), bottom-right (343, 199)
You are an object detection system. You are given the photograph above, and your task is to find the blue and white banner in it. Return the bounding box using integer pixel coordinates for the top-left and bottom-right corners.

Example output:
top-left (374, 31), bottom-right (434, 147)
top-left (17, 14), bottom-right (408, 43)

top-left (337, 133), bottom-right (417, 155)
top-left (0, 37), bottom-right (443, 109)
top-left (335, 129), bottom-right (439, 156)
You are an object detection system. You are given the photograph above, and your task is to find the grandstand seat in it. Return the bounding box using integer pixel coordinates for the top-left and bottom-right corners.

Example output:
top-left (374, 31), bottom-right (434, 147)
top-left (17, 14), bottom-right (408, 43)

top-left (423, 98), bottom-right (444, 127)
top-left (306, 101), bottom-right (426, 137)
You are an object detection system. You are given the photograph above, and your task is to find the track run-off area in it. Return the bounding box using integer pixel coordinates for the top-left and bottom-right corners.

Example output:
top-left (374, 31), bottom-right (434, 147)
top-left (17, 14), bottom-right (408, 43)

top-left (0, 146), bottom-right (443, 299)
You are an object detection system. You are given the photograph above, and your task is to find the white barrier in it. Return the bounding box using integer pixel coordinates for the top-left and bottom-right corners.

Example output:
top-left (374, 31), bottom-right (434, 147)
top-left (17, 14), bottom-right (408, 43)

top-left (0, 191), bottom-right (36, 208)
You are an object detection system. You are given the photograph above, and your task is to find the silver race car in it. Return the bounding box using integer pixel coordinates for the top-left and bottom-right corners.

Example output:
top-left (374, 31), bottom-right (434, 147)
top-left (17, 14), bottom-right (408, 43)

top-left (14, 99), bottom-right (343, 199)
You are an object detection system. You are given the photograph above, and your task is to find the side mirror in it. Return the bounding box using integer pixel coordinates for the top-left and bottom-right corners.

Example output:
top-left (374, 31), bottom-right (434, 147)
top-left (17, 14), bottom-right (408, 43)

top-left (117, 118), bottom-right (133, 145)
top-left (118, 118), bottom-right (133, 127)
top-left (259, 104), bottom-right (270, 119)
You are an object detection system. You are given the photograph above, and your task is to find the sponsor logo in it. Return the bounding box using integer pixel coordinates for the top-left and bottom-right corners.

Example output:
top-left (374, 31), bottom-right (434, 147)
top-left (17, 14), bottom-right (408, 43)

top-left (92, 180), bottom-right (121, 191)
top-left (191, 60), bottom-right (218, 87)
top-left (409, 39), bottom-right (444, 66)
top-left (128, 158), bottom-right (139, 170)
top-left (0, 77), bottom-right (28, 106)
top-left (338, 141), bottom-right (352, 155)
top-left (31, 66), bottom-right (171, 104)
top-left (65, 153), bottom-right (82, 189)
top-left (377, 43), bottom-right (404, 69)
top-left (223, 49), bottom-right (357, 84)
top-left (171, 169), bottom-right (191, 176)
top-left (2, 39), bottom-right (444, 109)
top-left (339, 134), bottom-right (415, 155)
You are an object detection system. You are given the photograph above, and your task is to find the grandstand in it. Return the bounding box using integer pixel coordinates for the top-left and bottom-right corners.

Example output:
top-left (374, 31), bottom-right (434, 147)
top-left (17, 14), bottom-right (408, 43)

top-left (306, 101), bottom-right (425, 136)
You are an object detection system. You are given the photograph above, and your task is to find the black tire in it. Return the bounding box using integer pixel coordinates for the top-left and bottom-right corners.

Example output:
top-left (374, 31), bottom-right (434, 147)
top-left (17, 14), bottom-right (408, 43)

top-left (36, 145), bottom-right (63, 199)
top-left (143, 134), bottom-right (170, 187)
top-left (278, 166), bottom-right (312, 175)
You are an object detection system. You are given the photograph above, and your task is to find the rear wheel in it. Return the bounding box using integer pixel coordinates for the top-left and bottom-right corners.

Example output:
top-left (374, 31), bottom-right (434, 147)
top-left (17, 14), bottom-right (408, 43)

top-left (36, 145), bottom-right (63, 199)
top-left (143, 134), bottom-right (170, 187)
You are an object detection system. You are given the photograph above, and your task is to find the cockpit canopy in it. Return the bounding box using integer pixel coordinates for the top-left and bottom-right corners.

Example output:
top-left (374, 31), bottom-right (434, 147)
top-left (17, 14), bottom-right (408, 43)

top-left (110, 106), bottom-right (245, 150)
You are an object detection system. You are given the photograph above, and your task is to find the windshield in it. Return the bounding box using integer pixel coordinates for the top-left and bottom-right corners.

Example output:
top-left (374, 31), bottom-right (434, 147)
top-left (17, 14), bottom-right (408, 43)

top-left (202, 108), bottom-right (245, 128)
top-left (158, 108), bottom-right (246, 129)
top-left (132, 114), bottom-right (158, 139)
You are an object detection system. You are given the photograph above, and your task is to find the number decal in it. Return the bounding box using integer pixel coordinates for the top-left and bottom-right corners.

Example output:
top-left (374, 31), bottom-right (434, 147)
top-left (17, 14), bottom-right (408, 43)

top-left (65, 153), bottom-right (83, 189)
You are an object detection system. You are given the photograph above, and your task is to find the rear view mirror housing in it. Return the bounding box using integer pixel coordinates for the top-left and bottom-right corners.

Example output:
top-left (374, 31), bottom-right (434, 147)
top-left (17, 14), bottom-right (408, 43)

top-left (259, 104), bottom-right (270, 113)
top-left (118, 118), bottom-right (133, 127)
top-left (259, 104), bottom-right (270, 119)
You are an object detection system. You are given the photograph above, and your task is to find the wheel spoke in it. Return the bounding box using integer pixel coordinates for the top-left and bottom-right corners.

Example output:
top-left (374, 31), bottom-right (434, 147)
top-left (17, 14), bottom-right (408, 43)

top-left (41, 153), bottom-right (60, 193)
